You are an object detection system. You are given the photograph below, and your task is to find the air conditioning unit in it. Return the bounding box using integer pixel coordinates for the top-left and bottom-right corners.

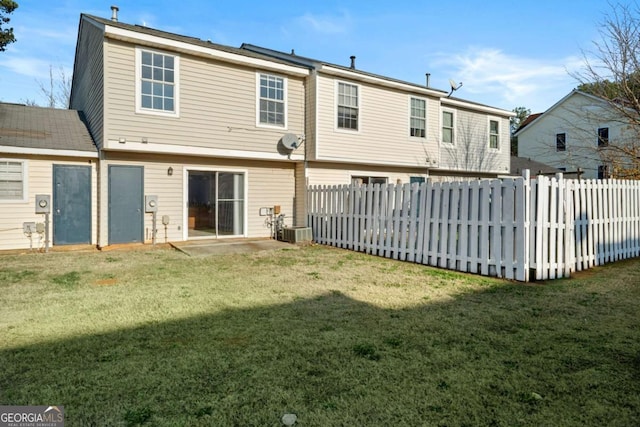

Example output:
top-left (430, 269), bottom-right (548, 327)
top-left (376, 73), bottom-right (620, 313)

top-left (281, 227), bottom-right (312, 243)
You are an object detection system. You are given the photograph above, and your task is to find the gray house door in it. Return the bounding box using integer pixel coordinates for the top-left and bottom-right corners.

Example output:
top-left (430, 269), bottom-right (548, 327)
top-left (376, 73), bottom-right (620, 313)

top-left (53, 165), bottom-right (91, 245)
top-left (108, 165), bottom-right (143, 244)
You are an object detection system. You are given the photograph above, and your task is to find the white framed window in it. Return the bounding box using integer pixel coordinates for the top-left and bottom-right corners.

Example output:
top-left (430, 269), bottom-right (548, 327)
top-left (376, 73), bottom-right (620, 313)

top-left (0, 159), bottom-right (27, 202)
top-left (410, 97), bottom-right (426, 138)
top-left (135, 47), bottom-right (180, 117)
top-left (337, 81), bottom-right (359, 131)
top-left (441, 109), bottom-right (455, 144)
top-left (489, 118), bottom-right (500, 150)
top-left (598, 127), bottom-right (609, 147)
top-left (556, 133), bottom-right (566, 152)
top-left (256, 73), bottom-right (287, 128)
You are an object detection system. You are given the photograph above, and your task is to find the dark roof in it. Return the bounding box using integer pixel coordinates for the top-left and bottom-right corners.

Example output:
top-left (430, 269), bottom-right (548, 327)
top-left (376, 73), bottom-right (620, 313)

top-left (241, 43), bottom-right (449, 96)
top-left (510, 156), bottom-right (563, 176)
top-left (0, 103), bottom-right (96, 153)
top-left (515, 112), bottom-right (542, 133)
top-left (241, 44), bottom-right (513, 114)
top-left (83, 15), bottom-right (307, 70)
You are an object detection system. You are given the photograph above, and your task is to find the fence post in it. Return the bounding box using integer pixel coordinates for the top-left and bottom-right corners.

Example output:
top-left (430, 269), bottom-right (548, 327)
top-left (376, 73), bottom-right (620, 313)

top-left (519, 170), bottom-right (530, 282)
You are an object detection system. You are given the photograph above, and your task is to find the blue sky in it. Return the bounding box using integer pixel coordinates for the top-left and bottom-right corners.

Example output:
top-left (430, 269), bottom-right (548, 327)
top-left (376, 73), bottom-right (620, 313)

top-left (0, 0), bottom-right (616, 113)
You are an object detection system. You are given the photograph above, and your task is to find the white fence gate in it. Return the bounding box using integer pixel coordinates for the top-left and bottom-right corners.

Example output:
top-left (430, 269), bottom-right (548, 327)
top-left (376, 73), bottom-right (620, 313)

top-left (307, 173), bottom-right (640, 282)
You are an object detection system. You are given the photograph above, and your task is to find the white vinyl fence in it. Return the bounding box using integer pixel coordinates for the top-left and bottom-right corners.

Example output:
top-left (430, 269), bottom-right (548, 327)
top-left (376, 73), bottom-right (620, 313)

top-left (307, 172), bottom-right (640, 282)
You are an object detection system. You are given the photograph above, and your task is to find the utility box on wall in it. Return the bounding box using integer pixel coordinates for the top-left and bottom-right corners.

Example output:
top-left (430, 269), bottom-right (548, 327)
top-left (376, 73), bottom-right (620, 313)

top-left (145, 195), bottom-right (158, 212)
top-left (35, 194), bottom-right (51, 214)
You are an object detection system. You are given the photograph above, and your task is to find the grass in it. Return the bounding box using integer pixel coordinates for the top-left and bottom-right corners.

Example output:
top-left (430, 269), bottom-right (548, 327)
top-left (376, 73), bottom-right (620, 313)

top-left (0, 245), bottom-right (639, 426)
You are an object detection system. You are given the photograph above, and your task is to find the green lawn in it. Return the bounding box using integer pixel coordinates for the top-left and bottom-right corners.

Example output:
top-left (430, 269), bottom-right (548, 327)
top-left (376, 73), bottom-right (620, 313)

top-left (1, 245), bottom-right (639, 426)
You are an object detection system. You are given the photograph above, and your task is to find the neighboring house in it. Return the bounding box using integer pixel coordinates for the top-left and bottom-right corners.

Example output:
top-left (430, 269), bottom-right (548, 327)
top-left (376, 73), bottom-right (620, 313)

top-left (70, 12), bottom-right (309, 247)
top-left (515, 89), bottom-right (631, 179)
top-left (242, 44), bottom-right (514, 194)
top-left (509, 156), bottom-right (576, 178)
top-left (0, 103), bottom-right (98, 251)
top-left (43, 8), bottom-right (515, 250)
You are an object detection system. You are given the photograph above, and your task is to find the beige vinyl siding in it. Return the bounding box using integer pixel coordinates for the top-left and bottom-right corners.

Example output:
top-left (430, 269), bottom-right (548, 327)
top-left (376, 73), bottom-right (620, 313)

top-left (305, 72), bottom-right (317, 162)
top-left (70, 21), bottom-right (104, 149)
top-left (306, 162), bottom-right (427, 187)
top-left (103, 40), bottom-right (305, 153)
top-left (294, 162), bottom-right (306, 226)
top-left (0, 155), bottom-right (97, 251)
top-left (438, 108), bottom-right (510, 174)
top-left (98, 153), bottom-right (295, 245)
top-left (314, 74), bottom-right (439, 167)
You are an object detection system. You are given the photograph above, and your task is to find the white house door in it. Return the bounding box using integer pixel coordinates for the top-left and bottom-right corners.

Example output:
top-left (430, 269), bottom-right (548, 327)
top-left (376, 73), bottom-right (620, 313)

top-left (187, 170), bottom-right (244, 238)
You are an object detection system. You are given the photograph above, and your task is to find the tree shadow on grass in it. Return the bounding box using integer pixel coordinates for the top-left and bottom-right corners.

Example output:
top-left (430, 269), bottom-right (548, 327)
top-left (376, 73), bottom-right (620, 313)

top-left (1, 282), bottom-right (639, 426)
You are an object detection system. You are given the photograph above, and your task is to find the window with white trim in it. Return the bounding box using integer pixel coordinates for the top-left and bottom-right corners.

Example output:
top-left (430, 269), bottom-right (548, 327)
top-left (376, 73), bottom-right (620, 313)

top-left (598, 127), bottom-right (609, 147)
top-left (442, 110), bottom-right (454, 143)
top-left (410, 97), bottom-right (426, 138)
top-left (136, 48), bottom-right (179, 115)
top-left (0, 160), bottom-right (26, 201)
top-left (337, 82), bottom-right (359, 130)
top-left (258, 73), bottom-right (286, 127)
top-left (489, 119), bottom-right (500, 149)
top-left (556, 133), bottom-right (566, 151)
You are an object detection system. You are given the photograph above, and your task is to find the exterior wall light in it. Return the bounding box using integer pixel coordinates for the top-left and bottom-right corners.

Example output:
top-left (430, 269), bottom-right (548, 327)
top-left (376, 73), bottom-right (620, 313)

top-left (167, 167), bottom-right (173, 176)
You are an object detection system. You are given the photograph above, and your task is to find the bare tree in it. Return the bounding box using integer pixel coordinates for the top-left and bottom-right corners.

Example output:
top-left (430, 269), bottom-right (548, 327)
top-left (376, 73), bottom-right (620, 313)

top-left (440, 118), bottom-right (504, 177)
top-left (21, 65), bottom-right (72, 108)
top-left (38, 65), bottom-right (72, 108)
top-left (572, 2), bottom-right (640, 179)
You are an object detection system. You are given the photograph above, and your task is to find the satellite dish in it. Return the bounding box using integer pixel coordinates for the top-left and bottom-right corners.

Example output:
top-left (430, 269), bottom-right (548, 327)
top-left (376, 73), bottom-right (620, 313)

top-left (281, 133), bottom-right (299, 150)
top-left (448, 79), bottom-right (463, 97)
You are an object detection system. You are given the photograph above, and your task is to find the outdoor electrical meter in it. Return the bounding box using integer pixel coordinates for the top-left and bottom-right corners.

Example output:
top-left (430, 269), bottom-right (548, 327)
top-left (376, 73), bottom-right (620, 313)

top-left (145, 195), bottom-right (158, 212)
top-left (35, 194), bottom-right (51, 214)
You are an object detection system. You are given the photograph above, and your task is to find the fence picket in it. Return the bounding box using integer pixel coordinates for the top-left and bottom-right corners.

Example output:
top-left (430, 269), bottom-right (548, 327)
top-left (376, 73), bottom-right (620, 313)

top-left (307, 173), bottom-right (640, 283)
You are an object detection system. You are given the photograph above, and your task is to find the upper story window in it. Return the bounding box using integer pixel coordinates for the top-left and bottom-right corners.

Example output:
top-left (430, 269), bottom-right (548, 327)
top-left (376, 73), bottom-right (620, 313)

top-left (410, 97), bottom-right (426, 138)
top-left (0, 160), bottom-right (26, 201)
top-left (598, 127), bottom-right (609, 147)
top-left (136, 48), bottom-right (179, 116)
top-left (257, 73), bottom-right (287, 128)
top-left (598, 165), bottom-right (610, 179)
top-left (489, 119), bottom-right (500, 150)
top-left (337, 82), bottom-right (359, 130)
top-left (556, 133), bottom-right (566, 151)
top-left (442, 110), bottom-right (455, 143)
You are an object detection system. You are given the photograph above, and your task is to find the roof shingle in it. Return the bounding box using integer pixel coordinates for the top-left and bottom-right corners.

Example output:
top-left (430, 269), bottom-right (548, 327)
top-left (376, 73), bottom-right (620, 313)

top-left (0, 103), bottom-right (96, 153)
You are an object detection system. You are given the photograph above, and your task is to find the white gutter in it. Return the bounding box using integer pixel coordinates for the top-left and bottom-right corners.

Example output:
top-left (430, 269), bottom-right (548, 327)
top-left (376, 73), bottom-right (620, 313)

top-left (0, 146), bottom-right (98, 158)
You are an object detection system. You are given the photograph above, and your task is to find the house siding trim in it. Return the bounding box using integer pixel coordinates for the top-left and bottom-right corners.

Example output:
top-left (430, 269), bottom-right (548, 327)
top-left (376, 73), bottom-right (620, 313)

top-left (0, 146), bottom-right (98, 158)
top-left (101, 24), bottom-right (309, 77)
top-left (442, 97), bottom-right (515, 118)
top-left (319, 65), bottom-right (445, 98)
top-left (102, 140), bottom-right (304, 161)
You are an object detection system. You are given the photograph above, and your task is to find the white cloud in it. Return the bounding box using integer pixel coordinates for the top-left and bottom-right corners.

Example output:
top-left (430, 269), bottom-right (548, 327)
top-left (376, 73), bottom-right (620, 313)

top-left (296, 11), bottom-right (352, 34)
top-left (432, 48), bottom-right (586, 112)
top-left (0, 57), bottom-right (53, 79)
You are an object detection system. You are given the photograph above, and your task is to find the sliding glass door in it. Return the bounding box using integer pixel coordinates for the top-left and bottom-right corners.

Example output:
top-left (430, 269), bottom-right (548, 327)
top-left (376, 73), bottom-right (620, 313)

top-left (187, 170), bottom-right (244, 238)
